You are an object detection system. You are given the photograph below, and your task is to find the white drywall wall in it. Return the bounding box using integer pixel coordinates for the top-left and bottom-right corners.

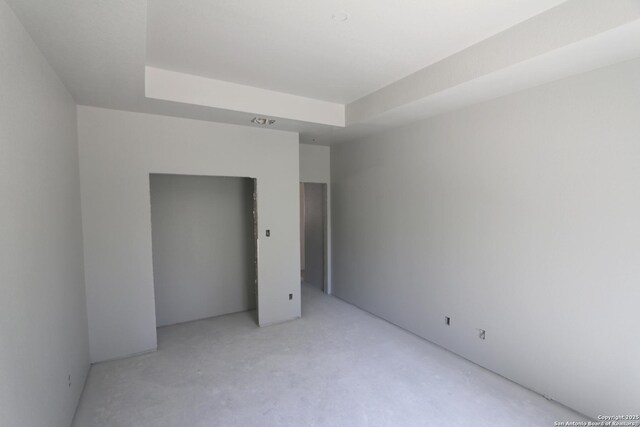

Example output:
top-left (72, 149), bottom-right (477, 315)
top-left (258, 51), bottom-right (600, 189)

top-left (303, 183), bottom-right (325, 290)
top-left (0, 2), bottom-right (89, 426)
top-left (300, 144), bottom-right (330, 184)
top-left (299, 144), bottom-right (331, 293)
top-left (331, 58), bottom-right (640, 419)
top-left (150, 175), bottom-right (256, 327)
top-left (300, 184), bottom-right (305, 272)
top-left (78, 106), bottom-right (300, 363)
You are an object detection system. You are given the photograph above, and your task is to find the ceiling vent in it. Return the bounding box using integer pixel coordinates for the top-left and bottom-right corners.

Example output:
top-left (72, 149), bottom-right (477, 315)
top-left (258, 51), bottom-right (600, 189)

top-left (251, 117), bottom-right (276, 126)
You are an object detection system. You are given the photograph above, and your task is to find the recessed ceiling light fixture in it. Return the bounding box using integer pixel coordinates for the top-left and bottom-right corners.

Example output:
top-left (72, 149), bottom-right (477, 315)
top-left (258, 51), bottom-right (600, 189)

top-left (251, 117), bottom-right (276, 125)
top-left (331, 11), bottom-right (349, 22)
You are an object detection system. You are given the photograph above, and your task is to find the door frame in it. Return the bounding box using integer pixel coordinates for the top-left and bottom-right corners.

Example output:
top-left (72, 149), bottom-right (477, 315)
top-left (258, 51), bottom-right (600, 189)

top-left (300, 181), bottom-right (329, 293)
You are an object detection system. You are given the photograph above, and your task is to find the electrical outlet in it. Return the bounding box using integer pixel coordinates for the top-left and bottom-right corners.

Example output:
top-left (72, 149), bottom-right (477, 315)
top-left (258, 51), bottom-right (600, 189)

top-left (289, 293), bottom-right (293, 300)
top-left (478, 329), bottom-right (486, 340)
top-left (445, 316), bottom-right (451, 326)
top-left (68, 374), bottom-right (71, 388)
top-left (266, 230), bottom-right (270, 237)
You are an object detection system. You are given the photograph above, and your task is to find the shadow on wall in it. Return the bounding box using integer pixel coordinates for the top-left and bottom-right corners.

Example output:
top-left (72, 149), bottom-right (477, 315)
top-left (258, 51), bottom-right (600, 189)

top-left (149, 174), bottom-right (257, 327)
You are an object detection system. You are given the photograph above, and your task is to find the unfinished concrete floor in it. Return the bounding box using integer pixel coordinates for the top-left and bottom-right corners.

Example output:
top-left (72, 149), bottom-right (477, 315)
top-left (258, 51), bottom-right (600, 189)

top-left (73, 284), bottom-right (587, 426)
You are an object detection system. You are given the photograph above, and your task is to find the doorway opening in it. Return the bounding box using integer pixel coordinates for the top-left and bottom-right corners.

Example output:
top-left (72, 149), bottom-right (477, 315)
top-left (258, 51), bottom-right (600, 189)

top-left (149, 174), bottom-right (258, 328)
top-left (300, 182), bottom-right (328, 292)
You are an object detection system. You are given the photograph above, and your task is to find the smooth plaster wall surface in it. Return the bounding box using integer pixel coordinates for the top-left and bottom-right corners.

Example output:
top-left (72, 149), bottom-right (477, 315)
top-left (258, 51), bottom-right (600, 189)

top-left (0, 2), bottom-right (89, 426)
top-left (299, 144), bottom-right (330, 184)
top-left (303, 183), bottom-right (325, 290)
top-left (331, 58), bottom-right (640, 419)
top-left (300, 184), bottom-right (305, 271)
top-left (150, 175), bottom-right (256, 327)
top-left (299, 144), bottom-right (331, 293)
top-left (78, 106), bottom-right (300, 363)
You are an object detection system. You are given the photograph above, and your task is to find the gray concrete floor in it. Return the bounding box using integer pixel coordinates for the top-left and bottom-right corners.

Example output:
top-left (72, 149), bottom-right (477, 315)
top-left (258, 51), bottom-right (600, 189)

top-left (73, 284), bottom-right (588, 426)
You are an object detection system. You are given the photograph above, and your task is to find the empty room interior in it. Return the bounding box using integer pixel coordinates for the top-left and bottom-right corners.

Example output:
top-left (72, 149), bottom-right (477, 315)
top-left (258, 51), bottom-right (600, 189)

top-left (2, 1), bottom-right (639, 426)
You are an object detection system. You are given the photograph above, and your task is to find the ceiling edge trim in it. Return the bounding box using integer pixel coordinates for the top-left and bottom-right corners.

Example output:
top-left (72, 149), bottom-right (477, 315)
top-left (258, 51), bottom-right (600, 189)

top-left (145, 67), bottom-right (345, 127)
